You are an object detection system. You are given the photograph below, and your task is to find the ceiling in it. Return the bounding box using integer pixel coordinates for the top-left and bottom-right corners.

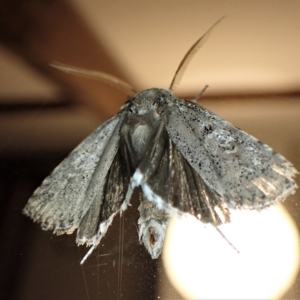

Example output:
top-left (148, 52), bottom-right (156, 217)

top-left (0, 0), bottom-right (299, 154)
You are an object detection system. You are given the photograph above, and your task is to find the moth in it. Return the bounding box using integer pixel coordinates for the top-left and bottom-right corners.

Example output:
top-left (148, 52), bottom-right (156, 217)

top-left (23, 19), bottom-right (298, 264)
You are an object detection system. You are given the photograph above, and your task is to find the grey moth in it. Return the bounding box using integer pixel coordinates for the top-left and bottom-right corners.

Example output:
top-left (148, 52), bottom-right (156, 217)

top-left (23, 20), bottom-right (298, 264)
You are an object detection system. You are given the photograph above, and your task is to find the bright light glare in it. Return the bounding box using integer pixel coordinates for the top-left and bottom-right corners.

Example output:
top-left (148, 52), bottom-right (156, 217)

top-left (163, 205), bottom-right (300, 299)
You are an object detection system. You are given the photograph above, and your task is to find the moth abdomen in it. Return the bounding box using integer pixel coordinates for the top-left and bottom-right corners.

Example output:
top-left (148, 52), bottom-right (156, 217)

top-left (138, 198), bottom-right (170, 259)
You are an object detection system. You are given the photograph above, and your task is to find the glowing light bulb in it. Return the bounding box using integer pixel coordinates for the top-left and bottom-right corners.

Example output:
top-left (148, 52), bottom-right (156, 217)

top-left (163, 205), bottom-right (300, 299)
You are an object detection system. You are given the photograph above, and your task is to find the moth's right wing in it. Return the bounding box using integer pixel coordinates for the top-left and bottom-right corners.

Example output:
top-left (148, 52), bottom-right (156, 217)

top-left (161, 97), bottom-right (297, 210)
top-left (23, 112), bottom-right (127, 237)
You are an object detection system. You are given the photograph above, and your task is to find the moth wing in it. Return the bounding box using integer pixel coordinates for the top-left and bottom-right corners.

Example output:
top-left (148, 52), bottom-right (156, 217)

top-left (23, 112), bottom-right (127, 235)
top-left (133, 124), bottom-right (230, 225)
top-left (162, 98), bottom-right (297, 210)
top-left (76, 142), bottom-right (131, 247)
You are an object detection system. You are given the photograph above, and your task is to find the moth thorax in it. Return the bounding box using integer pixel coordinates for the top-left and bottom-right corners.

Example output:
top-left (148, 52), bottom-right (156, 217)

top-left (126, 114), bottom-right (162, 166)
top-left (138, 200), bottom-right (170, 259)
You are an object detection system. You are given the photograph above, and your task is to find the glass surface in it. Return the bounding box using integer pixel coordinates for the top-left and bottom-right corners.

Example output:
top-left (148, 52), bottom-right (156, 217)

top-left (0, 97), bottom-right (299, 300)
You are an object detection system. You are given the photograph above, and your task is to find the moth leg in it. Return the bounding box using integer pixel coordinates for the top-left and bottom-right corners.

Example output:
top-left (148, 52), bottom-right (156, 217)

top-left (138, 191), bottom-right (170, 259)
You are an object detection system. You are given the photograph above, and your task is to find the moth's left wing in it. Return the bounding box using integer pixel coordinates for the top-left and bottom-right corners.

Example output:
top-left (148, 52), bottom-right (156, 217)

top-left (162, 97), bottom-right (297, 210)
top-left (23, 112), bottom-right (127, 237)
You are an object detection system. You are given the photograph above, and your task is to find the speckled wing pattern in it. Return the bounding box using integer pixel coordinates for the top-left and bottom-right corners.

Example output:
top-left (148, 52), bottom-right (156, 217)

top-left (23, 112), bottom-right (127, 241)
top-left (160, 96), bottom-right (297, 211)
top-left (23, 88), bottom-right (298, 263)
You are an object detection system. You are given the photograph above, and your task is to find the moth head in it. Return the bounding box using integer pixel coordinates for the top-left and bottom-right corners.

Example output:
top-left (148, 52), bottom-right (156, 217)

top-left (128, 88), bottom-right (172, 115)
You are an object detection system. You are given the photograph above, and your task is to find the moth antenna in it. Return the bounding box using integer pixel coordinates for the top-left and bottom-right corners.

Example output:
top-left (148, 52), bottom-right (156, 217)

top-left (50, 61), bottom-right (137, 96)
top-left (169, 17), bottom-right (225, 92)
top-left (190, 84), bottom-right (209, 103)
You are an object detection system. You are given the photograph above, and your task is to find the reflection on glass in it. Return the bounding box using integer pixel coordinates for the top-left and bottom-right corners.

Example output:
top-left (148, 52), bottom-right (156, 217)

top-left (163, 205), bottom-right (300, 299)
